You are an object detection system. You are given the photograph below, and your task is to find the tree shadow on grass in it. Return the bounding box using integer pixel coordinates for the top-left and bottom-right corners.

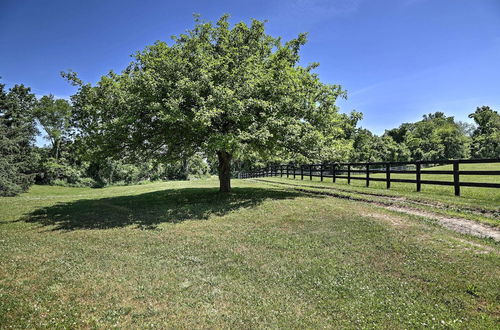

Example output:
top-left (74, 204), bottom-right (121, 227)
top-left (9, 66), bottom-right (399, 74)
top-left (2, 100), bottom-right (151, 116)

top-left (23, 187), bottom-right (311, 231)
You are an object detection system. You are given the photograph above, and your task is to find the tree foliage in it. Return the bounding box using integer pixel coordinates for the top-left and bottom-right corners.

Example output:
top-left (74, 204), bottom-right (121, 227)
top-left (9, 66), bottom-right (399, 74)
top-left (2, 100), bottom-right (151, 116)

top-left (0, 83), bottom-right (38, 196)
top-left (34, 95), bottom-right (72, 162)
top-left (65, 15), bottom-right (353, 192)
top-left (469, 106), bottom-right (500, 159)
top-left (351, 112), bottom-right (470, 162)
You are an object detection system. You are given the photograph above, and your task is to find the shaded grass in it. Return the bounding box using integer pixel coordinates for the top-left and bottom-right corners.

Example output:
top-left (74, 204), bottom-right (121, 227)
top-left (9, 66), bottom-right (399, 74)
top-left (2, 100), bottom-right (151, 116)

top-left (0, 179), bottom-right (499, 328)
top-left (22, 186), bottom-right (303, 231)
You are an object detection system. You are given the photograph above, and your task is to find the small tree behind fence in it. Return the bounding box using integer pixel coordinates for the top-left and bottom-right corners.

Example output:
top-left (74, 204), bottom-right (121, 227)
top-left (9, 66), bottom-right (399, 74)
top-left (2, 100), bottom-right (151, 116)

top-left (240, 159), bottom-right (500, 196)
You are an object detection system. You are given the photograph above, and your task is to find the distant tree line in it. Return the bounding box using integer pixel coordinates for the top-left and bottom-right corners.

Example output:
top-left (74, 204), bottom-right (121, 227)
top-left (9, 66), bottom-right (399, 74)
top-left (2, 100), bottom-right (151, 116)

top-left (1, 80), bottom-right (499, 197)
top-left (349, 108), bottom-right (499, 163)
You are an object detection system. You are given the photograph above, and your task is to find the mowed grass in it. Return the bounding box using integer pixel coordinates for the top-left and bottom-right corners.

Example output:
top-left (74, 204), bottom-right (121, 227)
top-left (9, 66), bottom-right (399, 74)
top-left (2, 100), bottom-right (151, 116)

top-left (274, 163), bottom-right (500, 212)
top-left (0, 179), bottom-right (499, 328)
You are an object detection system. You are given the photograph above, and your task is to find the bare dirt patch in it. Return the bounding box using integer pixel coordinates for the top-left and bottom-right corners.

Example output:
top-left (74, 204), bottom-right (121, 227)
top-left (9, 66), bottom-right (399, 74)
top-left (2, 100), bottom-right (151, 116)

top-left (386, 206), bottom-right (500, 241)
top-left (359, 211), bottom-right (408, 227)
top-left (447, 237), bottom-right (496, 254)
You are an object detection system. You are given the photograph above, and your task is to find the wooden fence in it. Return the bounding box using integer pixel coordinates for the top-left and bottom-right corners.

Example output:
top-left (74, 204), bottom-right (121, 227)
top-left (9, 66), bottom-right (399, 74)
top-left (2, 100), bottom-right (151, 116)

top-left (240, 158), bottom-right (500, 196)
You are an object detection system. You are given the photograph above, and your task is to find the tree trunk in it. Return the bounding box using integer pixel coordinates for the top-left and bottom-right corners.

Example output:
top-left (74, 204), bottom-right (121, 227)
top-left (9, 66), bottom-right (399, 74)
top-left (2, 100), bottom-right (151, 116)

top-left (217, 150), bottom-right (232, 193)
top-left (55, 139), bottom-right (60, 163)
top-left (182, 158), bottom-right (189, 180)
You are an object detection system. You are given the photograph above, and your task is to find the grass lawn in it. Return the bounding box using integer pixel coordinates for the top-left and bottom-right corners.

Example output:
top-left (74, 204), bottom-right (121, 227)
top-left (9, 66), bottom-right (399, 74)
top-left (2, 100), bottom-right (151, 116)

top-left (1, 179), bottom-right (499, 328)
top-left (270, 163), bottom-right (500, 215)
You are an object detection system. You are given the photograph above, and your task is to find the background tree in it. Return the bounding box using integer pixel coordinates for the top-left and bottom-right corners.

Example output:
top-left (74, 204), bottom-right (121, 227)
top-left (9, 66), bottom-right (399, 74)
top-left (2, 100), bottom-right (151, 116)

top-left (0, 83), bottom-right (38, 196)
top-left (468, 106), bottom-right (500, 158)
top-left (66, 15), bottom-right (353, 192)
top-left (349, 128), bottom-right (410, 163)
top-left (384, 112), bottom-right (468, 161)
top-left (34, 95), bottom-right (72, 162)
top-left (350, 128), bottom-right (380, 162)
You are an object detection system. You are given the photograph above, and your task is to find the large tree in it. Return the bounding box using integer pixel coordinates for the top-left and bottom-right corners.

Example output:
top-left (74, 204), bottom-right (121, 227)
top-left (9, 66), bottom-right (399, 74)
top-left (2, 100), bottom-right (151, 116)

top-left (383, 112), bottom-right (469, 161)
top-left (0, 83), bottom-right (38, 196)
top-left (34, 95), bottom-right (72, 162)
top-left (66, 15), bottom-right (352, 192)
top-left (468, 106), bottom-right (500, 158)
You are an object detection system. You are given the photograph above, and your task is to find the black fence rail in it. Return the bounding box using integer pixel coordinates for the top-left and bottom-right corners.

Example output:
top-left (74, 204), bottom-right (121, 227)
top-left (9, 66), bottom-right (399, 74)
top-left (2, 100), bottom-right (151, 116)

top-left (240, 158), bottom-right (500, 196)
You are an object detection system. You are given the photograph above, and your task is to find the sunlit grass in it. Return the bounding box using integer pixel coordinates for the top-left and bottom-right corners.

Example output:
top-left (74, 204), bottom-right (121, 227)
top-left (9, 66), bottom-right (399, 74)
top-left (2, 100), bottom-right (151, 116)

top-left (273, 163), bottom-right (500, 211)
top-left (0, 179), bottom-right (499, 328)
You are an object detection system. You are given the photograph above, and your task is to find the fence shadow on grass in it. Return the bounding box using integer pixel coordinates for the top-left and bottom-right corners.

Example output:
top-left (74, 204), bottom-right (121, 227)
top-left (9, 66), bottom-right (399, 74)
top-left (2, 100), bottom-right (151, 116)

top-left (23, 187), bottom-right (312, 231)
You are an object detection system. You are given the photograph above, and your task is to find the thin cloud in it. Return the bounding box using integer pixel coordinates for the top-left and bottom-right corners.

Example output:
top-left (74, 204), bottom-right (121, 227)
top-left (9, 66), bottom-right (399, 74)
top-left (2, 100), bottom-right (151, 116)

top-left (270, 0), bottom-right (366, 27)
top-left (291, 0), bottom-right (365, 16)
top-left (401, 0), bottom-right (430, 7)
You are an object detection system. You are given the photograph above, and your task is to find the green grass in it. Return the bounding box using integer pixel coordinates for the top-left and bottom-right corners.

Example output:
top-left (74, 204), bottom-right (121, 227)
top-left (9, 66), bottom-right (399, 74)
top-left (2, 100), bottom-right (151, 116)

top-left (348, 162), bottom-right (500, 203)
top-left (272, 163), bottom-right (500, 212)
top-left (1, 179), bottom-right (499, 328)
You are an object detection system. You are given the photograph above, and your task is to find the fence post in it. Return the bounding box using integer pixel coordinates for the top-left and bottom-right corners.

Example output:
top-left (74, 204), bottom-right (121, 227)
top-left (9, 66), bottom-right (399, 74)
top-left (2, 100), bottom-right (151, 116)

top-left (286, 165), bottom-right (289, 178)
top-left (332, 163), bottom-right (336, 183)
top-left (320, 164), bottom-right (324, 181)
top-left (310, 165), bottom-right (313, 181)
top-left (386, 163), bottom-right (391, 189)
top-left (453, 160), bottom-right (460, 196)
top-left (293, 165), bottom-right (296, 179)
top-left (301, 165), bottom-right (304, 180)
top-left (416, 161), bottom-right (421, 192)
top-left (347, 164), bottom-right (351, 184)
top-left (366, 164), bottom-right (370, 187)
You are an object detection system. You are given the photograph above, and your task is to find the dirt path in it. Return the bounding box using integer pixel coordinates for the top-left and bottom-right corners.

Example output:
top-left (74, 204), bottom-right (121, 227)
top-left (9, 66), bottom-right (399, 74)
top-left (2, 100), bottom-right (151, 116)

top-left (253, 179), bottom-right (499, 218)
top-left (252, 179), bottom-right (500, 241)
top-left (385, 206), bottom-right (500, 241)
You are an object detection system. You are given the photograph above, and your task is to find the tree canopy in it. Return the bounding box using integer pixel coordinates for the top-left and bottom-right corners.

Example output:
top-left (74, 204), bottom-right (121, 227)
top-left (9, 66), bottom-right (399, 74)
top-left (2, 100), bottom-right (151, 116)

top-left (0, 83), bottom-right (38, 196)
top-left (66, 15), bottom-right (354, 192)
top-left (34, 95), bottom-right (72, 162)
top-left (351, 112), bottom-right (472, 163)
top-left (469, 106), bottom-right (500, 159)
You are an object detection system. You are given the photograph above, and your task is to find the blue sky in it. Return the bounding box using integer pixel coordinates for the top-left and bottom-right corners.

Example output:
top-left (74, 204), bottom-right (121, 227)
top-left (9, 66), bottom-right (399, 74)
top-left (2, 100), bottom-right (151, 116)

top-left (1, 0), bottom-right (499, 144)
